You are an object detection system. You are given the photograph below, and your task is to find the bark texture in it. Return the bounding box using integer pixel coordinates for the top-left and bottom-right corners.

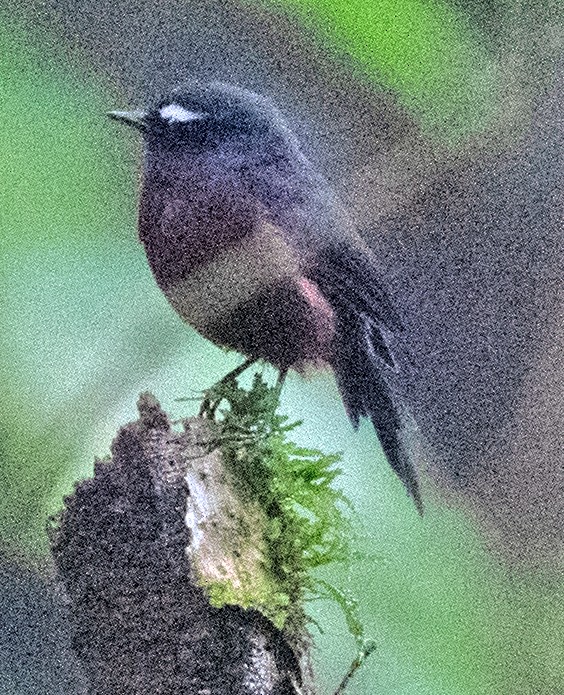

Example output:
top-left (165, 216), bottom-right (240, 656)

top-left (50, 393), bottom-right (313, 695)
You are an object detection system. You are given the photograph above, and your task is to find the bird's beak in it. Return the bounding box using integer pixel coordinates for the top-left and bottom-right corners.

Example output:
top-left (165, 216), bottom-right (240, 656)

top-left (107, 109), bottom-right (148, 130)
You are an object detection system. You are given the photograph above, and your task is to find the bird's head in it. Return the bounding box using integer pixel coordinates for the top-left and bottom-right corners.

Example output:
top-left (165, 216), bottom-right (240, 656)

top-left (108, 81), bottom-right (297, 161)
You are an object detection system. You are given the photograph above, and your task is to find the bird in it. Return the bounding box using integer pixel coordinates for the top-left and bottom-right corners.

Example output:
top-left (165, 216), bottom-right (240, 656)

top-left (108, 81), bottom-right (422, 512)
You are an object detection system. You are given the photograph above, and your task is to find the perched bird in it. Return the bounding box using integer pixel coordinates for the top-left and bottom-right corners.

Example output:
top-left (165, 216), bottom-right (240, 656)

top-left (109, 81), bottom-right (421, 511)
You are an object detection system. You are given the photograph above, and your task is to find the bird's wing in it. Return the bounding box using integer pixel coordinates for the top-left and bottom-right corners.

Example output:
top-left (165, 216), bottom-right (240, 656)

top-left (311, 242), bottom-right (403, 360)
top-left (309, 242), bottom-right (422, 512)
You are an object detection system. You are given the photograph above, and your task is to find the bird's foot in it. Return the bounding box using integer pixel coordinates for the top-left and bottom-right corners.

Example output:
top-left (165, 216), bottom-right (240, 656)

top-left (198, 358), bottom-right (257, 419)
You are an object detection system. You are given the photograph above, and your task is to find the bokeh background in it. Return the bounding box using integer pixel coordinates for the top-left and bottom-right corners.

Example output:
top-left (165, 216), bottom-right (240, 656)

top-left (1, 1), bottom-right (562, 693)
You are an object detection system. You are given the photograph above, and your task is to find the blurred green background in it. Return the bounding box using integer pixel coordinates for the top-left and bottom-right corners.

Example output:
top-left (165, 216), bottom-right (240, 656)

top-left (1, 2), bottom-right (562, 694)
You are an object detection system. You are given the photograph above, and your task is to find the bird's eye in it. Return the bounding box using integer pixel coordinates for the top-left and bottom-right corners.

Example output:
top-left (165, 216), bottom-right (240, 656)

top-left (158, 104), bottom-right (207, 124)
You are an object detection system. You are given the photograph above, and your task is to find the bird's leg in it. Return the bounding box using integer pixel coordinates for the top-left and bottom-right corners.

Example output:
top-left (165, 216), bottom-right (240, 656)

top-left (275, 367), bottom-right (288, 395)
top-left (199, 358), bottom-right (257, 418)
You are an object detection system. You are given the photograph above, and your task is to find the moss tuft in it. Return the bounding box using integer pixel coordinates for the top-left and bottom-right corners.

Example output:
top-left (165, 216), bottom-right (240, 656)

top-left (200, 372), bottom-right (353, 636)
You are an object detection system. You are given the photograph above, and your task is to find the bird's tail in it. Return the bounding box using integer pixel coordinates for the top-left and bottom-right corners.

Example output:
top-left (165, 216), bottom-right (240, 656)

top-left (331, 313), bottom-right (423, 514)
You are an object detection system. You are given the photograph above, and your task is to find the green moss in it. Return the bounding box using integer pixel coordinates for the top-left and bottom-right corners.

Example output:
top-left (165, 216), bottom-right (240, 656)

top-left (201, 373), bottom-right (353, 636)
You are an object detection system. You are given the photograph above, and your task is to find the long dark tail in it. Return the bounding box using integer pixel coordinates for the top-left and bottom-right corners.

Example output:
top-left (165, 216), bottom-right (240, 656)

top-left (331, 312), bottom-right (423, 514)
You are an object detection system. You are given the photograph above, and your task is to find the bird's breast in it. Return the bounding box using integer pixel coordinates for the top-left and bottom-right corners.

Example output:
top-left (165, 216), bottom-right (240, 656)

top-left (139, 181), bottom-right (334, 369)
top-left (164, 222), bottom-right (299, 336)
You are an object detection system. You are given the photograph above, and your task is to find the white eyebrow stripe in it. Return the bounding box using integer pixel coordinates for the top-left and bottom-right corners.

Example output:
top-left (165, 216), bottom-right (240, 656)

top-left (159, 104), bottom-right (206, 123)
